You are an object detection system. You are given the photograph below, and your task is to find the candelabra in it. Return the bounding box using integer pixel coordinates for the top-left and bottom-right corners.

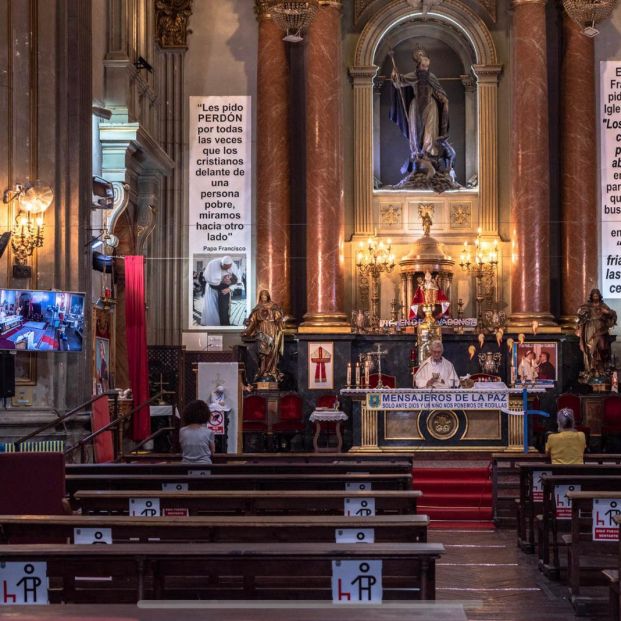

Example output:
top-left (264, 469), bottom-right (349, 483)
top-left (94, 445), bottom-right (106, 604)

top-left (356, 234), bottom-right (396, 319)
top-left (459, 228), bottom-right (499, 326)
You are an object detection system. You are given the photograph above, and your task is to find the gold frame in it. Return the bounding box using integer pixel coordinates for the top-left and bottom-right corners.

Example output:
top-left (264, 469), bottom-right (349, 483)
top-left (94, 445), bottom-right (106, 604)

top-left (15, 352), bottom-right (36, 385)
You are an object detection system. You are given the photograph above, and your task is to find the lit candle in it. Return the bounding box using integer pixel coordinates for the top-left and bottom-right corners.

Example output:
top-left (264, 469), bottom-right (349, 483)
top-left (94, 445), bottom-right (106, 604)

top-left (355, 362), bottom-right (361, 387)
top-left (364, 360), bottom-right (370, 387)
top-left (346, 362), bottom-right (352, 387)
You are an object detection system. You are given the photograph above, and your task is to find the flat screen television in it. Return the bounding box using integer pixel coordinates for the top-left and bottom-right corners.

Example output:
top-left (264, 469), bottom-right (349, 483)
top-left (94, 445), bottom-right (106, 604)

top-left (0, 289), bottom-right (85, 352)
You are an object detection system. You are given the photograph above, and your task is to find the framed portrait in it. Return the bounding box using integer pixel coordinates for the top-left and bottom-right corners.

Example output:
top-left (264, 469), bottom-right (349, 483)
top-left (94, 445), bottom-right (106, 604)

top-left (94, 337), bottom-right (111, 395)
top-left (15, 352), bottom-right (36, 385)
top-left (512, 342), bottom-right (558, 386)
top-left (93, 307), bottom-right (114, 394)
top-left (308, 342), bottom-right (334, 390)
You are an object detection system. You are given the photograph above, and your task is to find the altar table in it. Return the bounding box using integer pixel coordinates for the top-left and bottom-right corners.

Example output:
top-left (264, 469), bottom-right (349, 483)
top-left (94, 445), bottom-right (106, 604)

top-left (340, 385), bottom-right (545, 452)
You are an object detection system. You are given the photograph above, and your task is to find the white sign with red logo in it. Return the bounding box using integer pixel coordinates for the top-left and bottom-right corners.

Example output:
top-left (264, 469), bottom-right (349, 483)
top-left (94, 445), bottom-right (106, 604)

top-left (532, 470), bottom-right (551, 503)
top-left (555, 484), bottom-right (581, 519)
top-left (335, 529), bottom-right (375, 544)
top-left (0, 562), bottom-right (48, 605)
top-left (207, 411), bottom-right (225, 435)
top-left (593, 498), bottom-right (621, 541)
top-left (332, 560), bottom-right (382, 604)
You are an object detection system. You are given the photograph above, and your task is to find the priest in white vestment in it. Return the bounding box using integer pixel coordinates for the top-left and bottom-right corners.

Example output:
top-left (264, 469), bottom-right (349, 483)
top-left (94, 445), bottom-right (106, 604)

top-left (414, 339), bottom-right (460, 388)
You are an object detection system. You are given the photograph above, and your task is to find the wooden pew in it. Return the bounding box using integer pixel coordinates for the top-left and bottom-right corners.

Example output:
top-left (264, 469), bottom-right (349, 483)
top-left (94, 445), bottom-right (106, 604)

top-left (564, 490), bottom-right (621, 614)
top-left (491, 453), bottom-right (621, 528)
top-left (0, 541), bottom-right (444, 603)
top-left (516, 463), bottom-right (621, 551)
top-left (538, 474), bottom-right (621, 578)
top-left (0, 513), bottom-right (429, 544)
top-left (73, 490), bottom-right (421, 516)
top-left (66, 461), bottom-right (413, 476)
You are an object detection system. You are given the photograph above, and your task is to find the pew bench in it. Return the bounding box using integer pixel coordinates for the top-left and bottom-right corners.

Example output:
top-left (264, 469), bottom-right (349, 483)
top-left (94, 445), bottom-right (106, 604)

top-left (0, 541), bottom-right (444, 603)
top-left (603, 568), bottom-right (619, 621)
top-left (564, 490), bottom-right (621, 614)
top-left (0, 513), bottom-right (429, 544)
top-left (538, 474), bottom-right (621, 578)
top-left (66, 461), bottom-right (413, 476)
top-left (516, 463), bottom-right (621, 552)
top-left (65, 473), bottom-right (412, 496)
top-left (73, 490), bottom-right (422, 516)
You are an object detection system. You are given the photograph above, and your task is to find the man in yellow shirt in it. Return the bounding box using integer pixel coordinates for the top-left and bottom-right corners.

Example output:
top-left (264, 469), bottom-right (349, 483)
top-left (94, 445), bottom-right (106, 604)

top-left (545, 408), bottom-right (586, 464)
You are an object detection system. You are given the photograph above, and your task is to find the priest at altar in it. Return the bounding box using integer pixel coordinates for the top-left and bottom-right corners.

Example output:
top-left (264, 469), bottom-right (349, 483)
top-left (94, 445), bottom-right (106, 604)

top-left (414, 339), bottom-right (460, 388)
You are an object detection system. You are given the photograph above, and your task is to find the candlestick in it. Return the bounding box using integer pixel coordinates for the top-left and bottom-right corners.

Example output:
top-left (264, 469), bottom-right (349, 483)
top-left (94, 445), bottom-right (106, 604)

top-left (355, 362), bottom-right (361, 387)
top-left (364, 360), bottom-right (370, 388)
top-left (346, 362), bottom-right (352, 388)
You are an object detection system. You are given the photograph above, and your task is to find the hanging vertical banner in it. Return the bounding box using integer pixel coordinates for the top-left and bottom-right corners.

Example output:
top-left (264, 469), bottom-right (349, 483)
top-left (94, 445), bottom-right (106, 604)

top-left (601, 62), bottom-right (621, 297)
top-left (188, 95), bottom-right (252, 328)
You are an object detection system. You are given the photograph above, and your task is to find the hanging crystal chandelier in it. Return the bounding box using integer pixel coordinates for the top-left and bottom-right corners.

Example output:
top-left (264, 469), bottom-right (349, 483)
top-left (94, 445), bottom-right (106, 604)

top-left (268, 0), bottom-right (319, 43)
top-left (562, 0), bottom-right (617, 36)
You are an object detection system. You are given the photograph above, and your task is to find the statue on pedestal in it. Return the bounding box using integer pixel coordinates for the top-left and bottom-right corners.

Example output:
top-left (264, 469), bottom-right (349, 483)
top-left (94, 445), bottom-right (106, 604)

top-left (389, 47), bottom-right (459, 192)
top-left (576, 288), bottom-right (617, 380)
top-left (243, 290), bottom-right (284, 385)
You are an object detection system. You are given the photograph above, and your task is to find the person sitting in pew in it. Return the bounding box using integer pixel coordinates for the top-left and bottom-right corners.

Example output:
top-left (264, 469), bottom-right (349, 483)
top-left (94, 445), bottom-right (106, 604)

top-left (545, 408), bottom-right (586, 464)
top-left (180, 400), bottom-right (216, 464)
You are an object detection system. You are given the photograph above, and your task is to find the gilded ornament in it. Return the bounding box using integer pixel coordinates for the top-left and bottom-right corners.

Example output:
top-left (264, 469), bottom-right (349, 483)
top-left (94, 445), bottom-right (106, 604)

top-left (380, 205), bottom-right (402, 226)
top-left (450, 203), bottom-right (471, 228)
top-left (155, 0), bottom-right (193, 49)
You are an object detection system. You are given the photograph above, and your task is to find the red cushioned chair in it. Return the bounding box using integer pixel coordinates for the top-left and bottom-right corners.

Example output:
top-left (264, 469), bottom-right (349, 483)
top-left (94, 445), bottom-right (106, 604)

top-left (273, 393), bottom-right (305, 451)
top-left (368, 373), bottom-right (397, 389)
top-left (602, 396), bottom-right (621, 452)
top-left (242, 395), bottom-right (268, 452)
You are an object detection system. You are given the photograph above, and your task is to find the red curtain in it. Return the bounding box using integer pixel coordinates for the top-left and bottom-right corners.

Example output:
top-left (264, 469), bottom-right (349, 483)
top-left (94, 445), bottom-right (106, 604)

top-left (124, 256), bottom-right (151, 441)
top-left (91, 394), bottom-right (114, 463)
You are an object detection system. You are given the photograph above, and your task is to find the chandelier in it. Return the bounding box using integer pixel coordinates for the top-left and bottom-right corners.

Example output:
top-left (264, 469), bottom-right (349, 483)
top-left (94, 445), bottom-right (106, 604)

top-left (356, 234), bottom-right (395, 319)
top-left (562, 0), bottom-right (617, 36)
top-left (3, 180), bottom-right (54, 265)
top-left (268, 0), bottom-right (319, 43)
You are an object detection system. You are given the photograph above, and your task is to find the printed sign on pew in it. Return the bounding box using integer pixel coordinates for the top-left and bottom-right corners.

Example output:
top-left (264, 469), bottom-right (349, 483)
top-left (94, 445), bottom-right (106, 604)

top-left (366, 390), bottom-right (508, 411)
top-left (555, 484), bottom-right (581, 520)
top-left (532, 470), bottom-right (551, 503)
top-left (0, 562), bottom-right (47, 605)
top-left (593, 498), bottom-right (621, 541)
top-left (332, 560), bottom-right (382, 604)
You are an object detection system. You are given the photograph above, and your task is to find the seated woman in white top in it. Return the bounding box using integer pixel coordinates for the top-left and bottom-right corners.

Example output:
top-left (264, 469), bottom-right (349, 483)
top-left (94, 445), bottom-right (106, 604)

top-left (179, 400), bottom-right (216, 464)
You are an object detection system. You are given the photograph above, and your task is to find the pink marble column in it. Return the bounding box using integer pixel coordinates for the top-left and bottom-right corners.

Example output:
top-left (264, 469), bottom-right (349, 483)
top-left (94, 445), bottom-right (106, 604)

top-left (256, 5), bottom-right (291, 313)
top-left (560, 17), bottom-right (598, 325)
top-left (301, 0), bottom-right (348, 330)
top-left (509, 0), bottom-right (556, 326)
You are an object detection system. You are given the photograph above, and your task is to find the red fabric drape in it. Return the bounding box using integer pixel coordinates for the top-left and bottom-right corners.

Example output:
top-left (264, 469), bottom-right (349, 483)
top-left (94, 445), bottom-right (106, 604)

top-left (124, 256), bottom-right (150, 441)
top-left (91, 394), bottom-right (114, 463)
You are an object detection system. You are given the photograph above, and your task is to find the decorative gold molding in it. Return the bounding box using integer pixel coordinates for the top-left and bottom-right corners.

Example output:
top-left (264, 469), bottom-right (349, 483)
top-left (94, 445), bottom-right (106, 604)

top-left (155, 0), bottom-right (193, 49)
top-left (450, 203), bottom-right (472, 228)
top-left (380, 205), bottom-right (402, 227)
top-left (512, 0), bottom-right (547, 6)
top-left (255, 0), bottom-right (272, 19)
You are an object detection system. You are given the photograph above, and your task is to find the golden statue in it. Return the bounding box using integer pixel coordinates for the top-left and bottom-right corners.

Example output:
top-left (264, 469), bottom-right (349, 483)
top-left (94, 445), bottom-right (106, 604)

top-left (243, 290), bottom-right (285, 383)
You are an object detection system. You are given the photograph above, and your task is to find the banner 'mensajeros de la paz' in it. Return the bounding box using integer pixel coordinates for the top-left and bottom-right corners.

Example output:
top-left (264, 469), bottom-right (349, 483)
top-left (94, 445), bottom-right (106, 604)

top-left (188, 95), bottom-right (252, 329)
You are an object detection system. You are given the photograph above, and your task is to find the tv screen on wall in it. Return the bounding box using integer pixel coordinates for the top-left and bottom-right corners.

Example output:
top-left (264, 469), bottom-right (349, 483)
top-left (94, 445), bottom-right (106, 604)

top-left (0, 289), bottom-right (85, 352)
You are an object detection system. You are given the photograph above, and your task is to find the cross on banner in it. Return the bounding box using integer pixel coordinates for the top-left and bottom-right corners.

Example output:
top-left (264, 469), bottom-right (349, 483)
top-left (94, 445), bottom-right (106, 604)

top-left (311, 346), bottom-right (332, 383)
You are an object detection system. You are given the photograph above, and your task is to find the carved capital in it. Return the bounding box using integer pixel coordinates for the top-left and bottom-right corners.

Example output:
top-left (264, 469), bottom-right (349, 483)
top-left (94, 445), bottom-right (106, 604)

top-left (155, 0), bottom-right (193, 49)
top-left (255, 0), bottom-right (272, 19)
top-left (472, 64), bottom-right (503, 84)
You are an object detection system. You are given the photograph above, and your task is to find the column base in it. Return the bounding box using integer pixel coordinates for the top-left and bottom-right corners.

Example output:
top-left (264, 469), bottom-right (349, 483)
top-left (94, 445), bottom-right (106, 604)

top-left (559, 314), bottom-right (578, 333)
top-left (298, 312), bottom-right (351, 334)
top-left (507, 311), bottom-right (561, 333)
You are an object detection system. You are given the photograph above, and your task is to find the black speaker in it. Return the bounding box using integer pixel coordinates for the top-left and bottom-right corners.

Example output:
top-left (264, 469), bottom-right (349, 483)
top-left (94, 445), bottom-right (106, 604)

top-left (0, 352), bottom-right (15, 398)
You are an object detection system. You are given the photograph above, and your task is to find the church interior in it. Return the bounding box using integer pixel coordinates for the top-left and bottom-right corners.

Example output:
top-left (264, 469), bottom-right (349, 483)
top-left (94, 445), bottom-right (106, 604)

top-left (3, 0), bottom-right (621, 618)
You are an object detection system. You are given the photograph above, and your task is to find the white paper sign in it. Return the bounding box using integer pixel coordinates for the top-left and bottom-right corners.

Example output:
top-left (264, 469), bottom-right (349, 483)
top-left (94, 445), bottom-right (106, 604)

top-left (332, 560), bottom-right (382, 603)
top-left (335, 528), bottom-right (375, 544)
top-left (73, 528), bottom-right (112, 544)
top-left (188, 469), bottom-right (212, 477)
top-left (366, 390), bottom-right (508, 411)
top-left (188, 95), bottom-right (252, 329)
top-left (344, 498), bottom-right (376, 517)
top-left (555, 484), bottom-right (581, 520)
top-left (129, 497), bottom-right (161, 517)
top-left (0, 562), bottom-right (47, 605)
top-left (532, 470), bottom-right (551, 503)
top-left (593, 498), bottom-right (621, 541)
top-left (601, 61), bottom-right (621, 297)
top-left (345, 481), bottom-right (372, 492)
top-left (162, 482), bottom-right (189, 492)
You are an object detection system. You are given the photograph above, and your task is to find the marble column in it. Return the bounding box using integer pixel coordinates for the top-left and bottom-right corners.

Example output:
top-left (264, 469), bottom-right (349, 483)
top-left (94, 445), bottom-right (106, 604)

top-left (256, 2), bottom-right (291, 313)
top-left (509, 0), bottom-right (556, 326)
top-left (301, 0), bottom-right (348, 331)
top-left (560, 17), bottom-right (598, 325)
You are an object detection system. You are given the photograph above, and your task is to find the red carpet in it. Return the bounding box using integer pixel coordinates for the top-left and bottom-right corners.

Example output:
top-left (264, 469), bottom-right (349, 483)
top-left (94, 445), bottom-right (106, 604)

top-left (413, 466), bottom-right (494, 529)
